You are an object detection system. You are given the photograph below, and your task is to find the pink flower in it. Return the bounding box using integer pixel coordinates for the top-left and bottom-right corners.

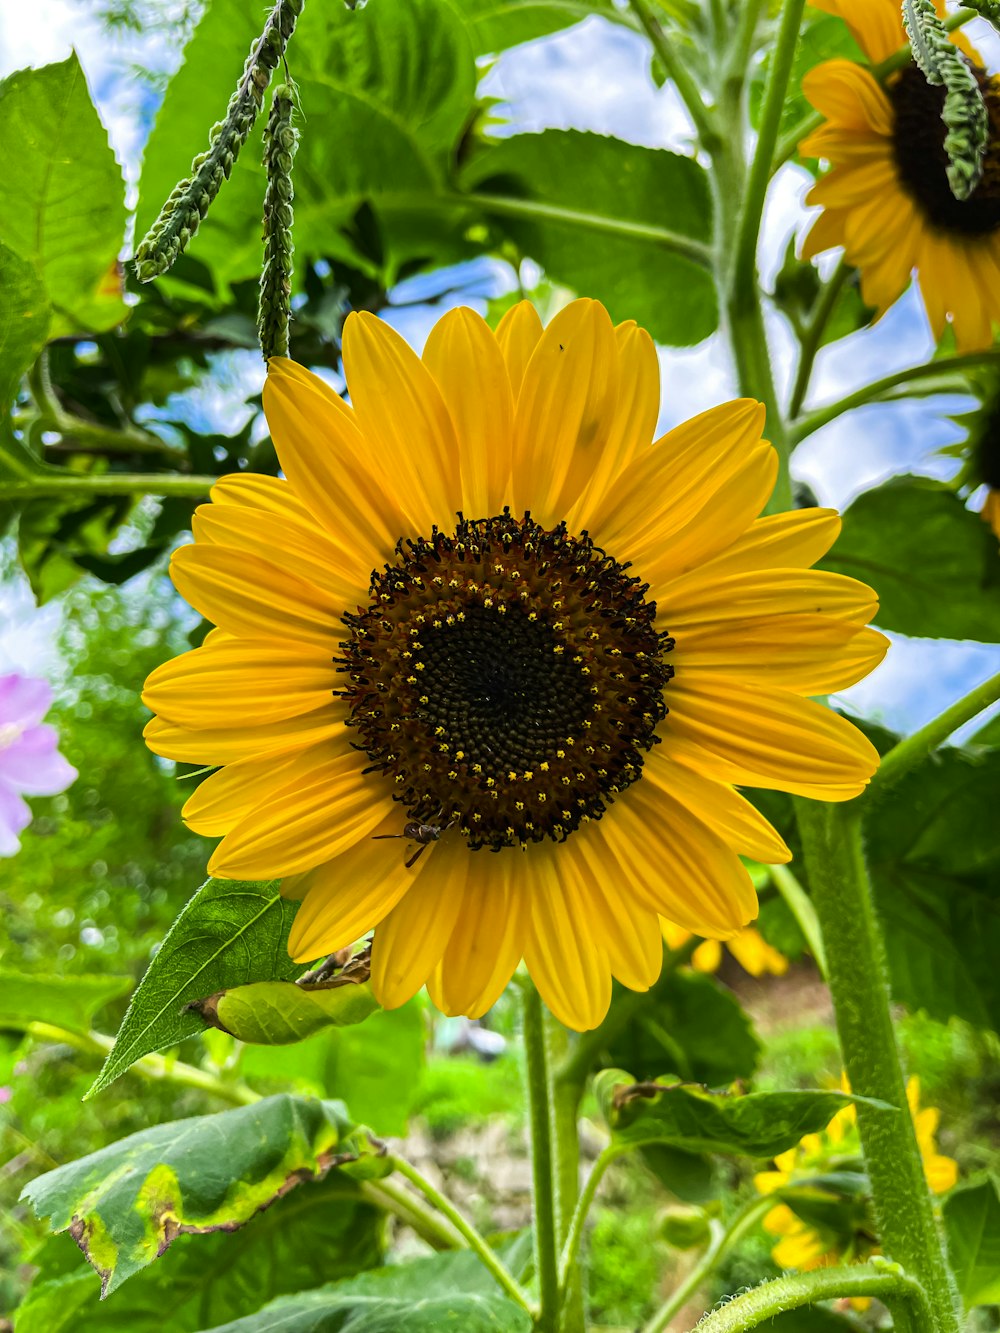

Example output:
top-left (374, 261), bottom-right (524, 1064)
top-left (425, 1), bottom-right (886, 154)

top-left (0, 674), bottom-right (77, 858)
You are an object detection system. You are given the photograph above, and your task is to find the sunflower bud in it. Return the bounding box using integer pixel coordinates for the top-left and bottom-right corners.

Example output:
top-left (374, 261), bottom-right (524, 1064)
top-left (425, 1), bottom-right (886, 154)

top-left (658, 1204), bottom-right (712, 1250)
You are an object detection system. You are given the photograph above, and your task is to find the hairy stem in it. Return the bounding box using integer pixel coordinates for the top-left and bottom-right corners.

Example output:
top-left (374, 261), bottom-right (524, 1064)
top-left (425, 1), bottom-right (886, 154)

top-left (692, 1263), bottom-right (934, 1332)
top-left (628, 0), bottom-right (720, 147)
top-left (0, 471), bottom-right (217, 501)
top-left (795, 801), bottom-right (961, 1333)
top-left (522, 979), bottom-right (561, 1331)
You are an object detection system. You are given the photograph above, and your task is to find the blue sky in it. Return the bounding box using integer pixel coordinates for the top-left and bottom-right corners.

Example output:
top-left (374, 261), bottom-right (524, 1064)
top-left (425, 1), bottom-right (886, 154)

top-left (2, 1), bottom-right (999, 736)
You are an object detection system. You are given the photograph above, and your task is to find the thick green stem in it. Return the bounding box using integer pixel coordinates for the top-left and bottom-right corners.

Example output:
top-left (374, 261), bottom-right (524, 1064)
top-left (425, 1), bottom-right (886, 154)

top-left (789, 347), bottom-right (1000, 442)
top-left (522, 980), bottom-right (561, 1332)
top-left (546, 1015), bottom-right (585, 1332)
top-left (795, 801), bottom-right (961, 1333)
top-left (867, 667), bottom-right (1000, 807)
top-left (692, 1263), bottom-right (934, 1332)
top-left (390, 1155), bottom-right (534, 1314)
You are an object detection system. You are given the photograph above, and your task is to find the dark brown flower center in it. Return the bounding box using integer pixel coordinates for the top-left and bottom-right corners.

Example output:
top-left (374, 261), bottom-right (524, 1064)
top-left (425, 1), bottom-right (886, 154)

top-left (891, 62), bottom-right (1000, 235)
top-left (336, 511), bottom-right (673, 852)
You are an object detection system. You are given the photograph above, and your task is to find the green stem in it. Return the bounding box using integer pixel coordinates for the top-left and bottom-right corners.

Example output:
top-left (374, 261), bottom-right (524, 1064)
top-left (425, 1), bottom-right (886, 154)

top-left (359, 1177), bottom-right (465, 1252)
top-left (25, 1021), bottom-right (259, 1106)
top-left (522, 979), bottom-right (561, 1332)
top-left (557, 1143), bottom-right (625, 1300)
top-left (546, 1015), bottom-right (585, 1332)
top-left (768, 862), bottom-right (828, 979)
top-left (0, 471), bottom-right (217, 501)
top-left (390, 1155), bottom-right (535, 1314)
top-left (628, 0), bottom-right (720, 148)
top-left (642, 1195), bottom-right (777, 1333)
top-left (795, 801), bottom-right (961, 1333)
top-left (691, 1263), bottom-right (933, 1332)
top-left (773, 7), bottom-right (978, 168)
top-left (867, 667), bottom-right (1000, 806)
top-left (462, 192), bottom-right (713, 269)
top-left (787, 258), bottom-right (851, 419)
top-left (789, 347), bottom-right (1000, 442)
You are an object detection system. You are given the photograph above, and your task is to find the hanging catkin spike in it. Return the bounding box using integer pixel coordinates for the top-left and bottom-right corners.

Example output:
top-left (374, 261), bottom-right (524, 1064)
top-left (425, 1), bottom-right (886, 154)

top-left (133, 0), bottom-right (304, 283)
top-left (901, 0), bottom-right (988, 201)
top-left (258, 84), bottom-right (299, 361)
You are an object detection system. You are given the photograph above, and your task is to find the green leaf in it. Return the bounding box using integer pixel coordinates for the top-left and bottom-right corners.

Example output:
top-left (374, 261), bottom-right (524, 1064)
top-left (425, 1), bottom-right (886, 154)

top-left (0, 241), bottom-right (50, 411)
top-left (86, 879), bottom-right (300, 1097)
top-left (0, 55), bottom-right (126, 335)
top-left (196, 976), bottom-right (380, 1044)
top-left (454, 0), bottom-right (626, 52)
top-left (821, 477), bottom-right (1000, 641)
top-left (197, 1252), bottom-right (534, 1332)
top-left (17, 1179), bottom-right (384, 1331)
top-left (0, 970), bottom-right (131, 1034)
top-left (944, 1175), bottom-right (1000, 1307)
top-left (21, 1094), bottom-right (378, 1296)
top-left (867, 744), bottom-right (1000, 1031)
top-left (601, 969), bottom-right (762, 1086)
top-left (138, 0), bottom-right (477, 289)
top-left (599, 1078), bottom-right (884, 1158)
top-left (240, 1001), bottom-right (427, 1137)
top-left (461, 129), bottom-right (717, 346)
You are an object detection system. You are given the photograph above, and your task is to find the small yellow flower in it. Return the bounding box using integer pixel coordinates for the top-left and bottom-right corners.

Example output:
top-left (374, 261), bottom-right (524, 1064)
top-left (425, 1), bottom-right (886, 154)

top-left (660, 919), bottom-right (788, 976)
top-left (143, 300), bottom-right (886, 1031)
top-left (800, 0), bottom-right (1000, 351)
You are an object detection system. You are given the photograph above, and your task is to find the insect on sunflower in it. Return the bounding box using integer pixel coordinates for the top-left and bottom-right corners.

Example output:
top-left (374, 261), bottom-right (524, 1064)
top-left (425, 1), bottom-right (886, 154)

top-left (143, 299), bottom-right (886, 1030)
top-left (800, 0), bottom-right (1000, 351)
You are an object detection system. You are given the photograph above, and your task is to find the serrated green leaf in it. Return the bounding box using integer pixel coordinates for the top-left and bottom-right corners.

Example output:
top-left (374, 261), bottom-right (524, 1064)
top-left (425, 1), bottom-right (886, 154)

top-left (87, 879), bottom-right (300, 1097)
top-left (200, 977), bottom-right (380, 1044)
top-left (602, 1081), bottom-right (887, 1158)
top-left (0, 55), bottom-right (126, 335)
top-left (461, 129), bottom-right (717, 346)
top-left (0, 240), bottom-right (49, 411)
top-left (821, 477), bottom-right (1000, 641)
top-left (0, 970), bottom-right (131, 1034)
top-left (198, 1252), bottom-right (534, 1332)
top-left (944, 1175), bottom-right (1000, 1307)
top-left (21, 1094), bottom-right (374, 1296)
top-left (16, 1178), bottom-right (384, 1332)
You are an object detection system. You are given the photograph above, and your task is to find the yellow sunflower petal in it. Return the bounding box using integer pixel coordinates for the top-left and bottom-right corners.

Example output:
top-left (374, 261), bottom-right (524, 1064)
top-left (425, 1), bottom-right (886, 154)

top-left (208, 750), bottom-right (390, 879)
top-left (342, 311), bottom-right (460, 532)
top-left (421, 305), bottom-right (514, 517)
top-left (170, 544), bottom-right (337, 650)
top-left (728, 927), bottom-right (789, 977)
top-left (143, 704), bottom-right (345, 765)
top-left (264, 358), bottom-right (407, 578)
top-left (696, 509), bottom-right (842, 578)
top-left (802, 61), bottom-right (893, 135)
top-left (981, 487), bottom-right (1000, 539)
top-left (192, 503), bottom-right (362, 607)
top-left (661, 566), bottom-right (879, 628)
top-left (209, 471), bottom-right (315, 522)
top-left (647, 745), bottom-right (791, 864)
top-left (672, 617), bottom-right (890, 694)
top-left (566, 320), bottom-right (660, 530)
top-left (666, 674), bottom-right (880, 794)
top-left (691, 937), bottom-right (722, 972)
top-left (143, 637), bottom-right (337, 730)
top-left (181, 743), bottom-right (334, 836)
top-left (563, 837), bottom-right (664, 990)
top-left (495, 300), bottom-right (543, 398)
top-left (371, 869), bottom-right (466, 1009)
top-left (285, 808), bottom-right (423, 960)
top-left (800, 206), bottom-right (850, 260)
top-left (510, 298), bottom-right (621, 522)
top-left (522, 854), bottom-right (613, 1031)
top-left (810, 0), bottom-right (904, 65)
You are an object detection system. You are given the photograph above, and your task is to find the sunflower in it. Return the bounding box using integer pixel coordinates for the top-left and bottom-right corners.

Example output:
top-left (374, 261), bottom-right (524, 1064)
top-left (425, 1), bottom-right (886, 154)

top-left (143, 299), bottom-right (885, 1031)
top-left (660, 919), bottom-right (788, 977)
top-left (800, 0), bottom-right (1000, 351)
